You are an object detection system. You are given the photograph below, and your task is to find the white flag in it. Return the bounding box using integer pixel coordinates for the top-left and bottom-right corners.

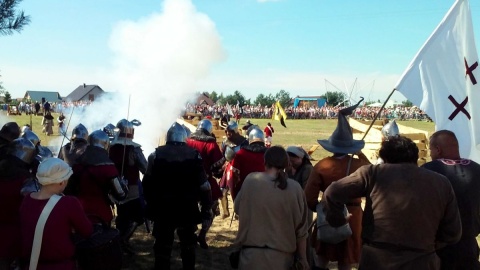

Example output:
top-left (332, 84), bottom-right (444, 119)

top-left (226, 102), bottom-right (234, 116)
top-left (395, 0), bottom-right (480, 162)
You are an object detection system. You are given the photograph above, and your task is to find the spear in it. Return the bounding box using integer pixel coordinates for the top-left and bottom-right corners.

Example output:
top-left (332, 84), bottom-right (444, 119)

top-left (57, 106), bottom-right (75, 157)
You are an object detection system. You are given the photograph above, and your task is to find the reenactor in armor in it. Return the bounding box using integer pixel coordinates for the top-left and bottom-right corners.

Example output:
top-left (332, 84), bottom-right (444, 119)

top-left (0, 122), bottom-right (21, 161)
top-left (229, 127), bottom-right (267, 201)
top-left (376, 120), bottom-right (400, 165)
top-left (142, 122), bottom-right (213, 270)
top-left (0, 138), bottom-right (37, 268)
top-left (20, 129), bottom-right (53, 176)
top-left (218, 121), bottom-right (248, 218)
top-left (103, 123), bottom-right (117, 143)
top-left (109, 119), bottom-right (147, 254)
top-left (66, 130), bottom-right (128, 226)
top-left (186, 119), bottom-right (223, 249)
top-left (58, 123), bottom-right (89, 167)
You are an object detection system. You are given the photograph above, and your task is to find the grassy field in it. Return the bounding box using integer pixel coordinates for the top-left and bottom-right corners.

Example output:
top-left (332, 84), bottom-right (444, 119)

top-left (1, 111), bottom-right (438, 269)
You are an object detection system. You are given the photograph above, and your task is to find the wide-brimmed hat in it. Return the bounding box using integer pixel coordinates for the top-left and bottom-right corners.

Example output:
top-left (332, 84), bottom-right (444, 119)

top-left (318, 98), bottom-right (365, 154)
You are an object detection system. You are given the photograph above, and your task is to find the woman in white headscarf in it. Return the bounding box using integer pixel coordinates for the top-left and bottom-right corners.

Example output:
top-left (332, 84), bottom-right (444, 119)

top-left (19, 158), bottom-right (93, 270)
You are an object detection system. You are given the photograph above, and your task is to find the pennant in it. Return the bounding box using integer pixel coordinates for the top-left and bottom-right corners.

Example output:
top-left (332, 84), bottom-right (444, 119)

top-left (395, 0), bottom-right (480, 162)
top-left (273, 101), bottom-right (287, 128)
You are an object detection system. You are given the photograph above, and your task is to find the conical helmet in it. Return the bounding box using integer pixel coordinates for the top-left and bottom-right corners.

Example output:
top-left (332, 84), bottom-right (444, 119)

top-left (166, 123), bottom-right (187, 143)
top-left (248, 127), bottom-right (265, 144)
top-left (10, 138), bottom-right (37, 164)
top-left (71, 124), bottom-right (88, 141)
top-left (88, 130), bottom-right (110, 150)
top-left (381, 120), bottom-right (400, 139)
top-left (197, 119), bottom-right (213, 135)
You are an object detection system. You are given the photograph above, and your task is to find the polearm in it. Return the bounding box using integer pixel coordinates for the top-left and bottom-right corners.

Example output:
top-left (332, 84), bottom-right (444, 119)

top-left (120, 95), bottom-right (131, 180)
top-left (57, 106), bottom-right (75, 158)
top-left (307, 89), bottom-right (397, 233)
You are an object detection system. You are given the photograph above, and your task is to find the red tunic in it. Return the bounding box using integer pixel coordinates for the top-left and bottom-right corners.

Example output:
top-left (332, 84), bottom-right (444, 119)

top-left (0, 175), bottom-right (26, 260)
top-left (20, 194), bottom-right (93, 270)
top-left (187, 138), bottom-right (223, 200)
top-left (264, 126), bottom-right (274, 138)
top-left (72, 164), bottom-right (119, 224)
top-left (229, 148), bottom-right (265, 201)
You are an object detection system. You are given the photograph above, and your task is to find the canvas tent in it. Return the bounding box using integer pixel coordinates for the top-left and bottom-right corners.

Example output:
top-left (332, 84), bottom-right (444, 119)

top-left (293, 96), bottom-right (326, 108)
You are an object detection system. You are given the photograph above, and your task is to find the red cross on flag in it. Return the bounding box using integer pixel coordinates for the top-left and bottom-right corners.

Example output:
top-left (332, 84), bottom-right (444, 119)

top-left (395, 0), bottom-right (480, 162)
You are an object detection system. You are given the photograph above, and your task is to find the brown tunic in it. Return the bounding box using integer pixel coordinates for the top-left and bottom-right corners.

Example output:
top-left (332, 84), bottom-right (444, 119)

top-left (304, 154), bottom-right (370, 264)
top-left (324, 164), bottom-right (462, 270)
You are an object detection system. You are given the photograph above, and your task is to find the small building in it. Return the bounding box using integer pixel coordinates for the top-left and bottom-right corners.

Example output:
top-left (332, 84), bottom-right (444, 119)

top-left (196, 92), bottom-right (214, 106)
top-left (293, 96), bottom-right (327, 108)
top-left (65, 84), bottom-right (105, 102)
top-left (24, 91), bottom-right (62, 103)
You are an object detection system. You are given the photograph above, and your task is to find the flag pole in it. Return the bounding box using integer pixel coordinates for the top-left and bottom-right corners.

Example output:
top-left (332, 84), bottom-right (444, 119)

top-left (360, 88), bottom-right (396, 141)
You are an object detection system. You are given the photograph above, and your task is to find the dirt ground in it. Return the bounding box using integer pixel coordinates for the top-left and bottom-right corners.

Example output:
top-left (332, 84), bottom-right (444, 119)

top-left (123, 195), bottom-right (353, 270)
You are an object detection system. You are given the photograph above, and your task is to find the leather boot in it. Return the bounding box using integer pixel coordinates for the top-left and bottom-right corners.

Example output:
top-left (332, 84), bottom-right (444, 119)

top-left (197, 230), bottom-right (209, 249)
top-left (221, 191), bottom-right (230, 219)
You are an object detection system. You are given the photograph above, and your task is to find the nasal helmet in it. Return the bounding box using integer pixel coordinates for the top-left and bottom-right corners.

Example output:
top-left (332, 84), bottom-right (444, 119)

top-left (88, 130), bottom-right (110, 150)
top-left (166, 122), bottom-right (187, 143)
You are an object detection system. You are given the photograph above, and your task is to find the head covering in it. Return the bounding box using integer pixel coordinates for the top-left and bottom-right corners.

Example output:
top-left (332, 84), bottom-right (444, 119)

top-left (286, 146), bottom-right (305, 159)
top-left (36, 158), bottom-right (73, 185)
top-left (246, 120), bottom-right (251, 124)
top-left (318, 98), bottom-right (365, 154)
top-left (381, 120), bottom-right (400, 138)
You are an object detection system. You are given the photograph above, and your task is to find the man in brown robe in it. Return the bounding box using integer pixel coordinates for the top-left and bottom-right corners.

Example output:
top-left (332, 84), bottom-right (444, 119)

top-left (324, 136), bottom-right (461, 270)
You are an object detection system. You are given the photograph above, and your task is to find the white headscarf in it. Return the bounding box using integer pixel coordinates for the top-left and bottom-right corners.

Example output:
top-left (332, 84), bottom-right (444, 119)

top-left (36, 158), bottom-right (73, 185)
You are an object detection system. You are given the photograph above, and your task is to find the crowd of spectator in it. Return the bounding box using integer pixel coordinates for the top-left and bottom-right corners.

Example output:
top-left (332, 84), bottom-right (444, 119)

top-left (185, 103), bottom-right (432, 121)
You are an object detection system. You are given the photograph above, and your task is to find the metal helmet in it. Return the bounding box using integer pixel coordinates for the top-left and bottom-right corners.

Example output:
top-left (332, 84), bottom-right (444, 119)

top-left (116, 119), bottom-right (141, 139)
top-left (248, 127), bottom-right (265, 144)
top-left (197, 119), bottom-right (213, 135)
top-left (21, 130), bottom-right (40, 146)
top-left (9, 138), bottom-right (37, 164)
top-left (0, 122), bottom-right (20, 142)
top-left (225, 146), bottom-right (236, 161)
top-left (381, 120), bottom-right (400, 138)
top-left (226, 121), bottom-right (239, 133)
top-left (71, 124), bottom-right (89, 141)
top-left (166, 122), bottom-right (187, 143)
top-left (21, 125), bottom-right (31, 133)
top-left (103, 123), bottom-right (116, 138)
top-left (181, 124), bottom-right (192, 138)
top-left (88, 130), bottom-right (110, 150)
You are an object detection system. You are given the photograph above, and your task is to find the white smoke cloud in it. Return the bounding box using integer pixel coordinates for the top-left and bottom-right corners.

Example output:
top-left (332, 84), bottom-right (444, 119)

top-left (61, 0), bottom-right (225, 155)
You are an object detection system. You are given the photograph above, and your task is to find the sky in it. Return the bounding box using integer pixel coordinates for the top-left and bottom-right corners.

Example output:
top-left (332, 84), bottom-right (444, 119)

top-left (1, 0), bottom-right (480, 104)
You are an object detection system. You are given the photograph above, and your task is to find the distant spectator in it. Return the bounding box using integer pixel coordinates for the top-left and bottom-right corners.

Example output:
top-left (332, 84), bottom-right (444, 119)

top-left (42, 112), bottom-right (54, 136)
top-left (34, 102), bottom-right (40, 115)
top-left (43, 101), bottom-right (51, 113)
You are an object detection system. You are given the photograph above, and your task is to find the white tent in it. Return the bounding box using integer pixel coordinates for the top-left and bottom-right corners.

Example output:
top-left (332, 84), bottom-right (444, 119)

top-left (367, 102), bottom-right (383, 107)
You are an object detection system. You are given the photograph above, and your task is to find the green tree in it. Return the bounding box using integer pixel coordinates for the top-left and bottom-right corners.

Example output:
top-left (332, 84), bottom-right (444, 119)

top-left (254, 93), bottom-right (275, 107)
top-left (4, 91), bottom-right (11, 103)
top-left (221, 90), bottom-right (247, 106)
top-left (209, 91), bottom-right (219, 103)
top-left (324, 91), bottom-right (347, 106)
top-left (0, 0), bottom-right (30, 35)
top-left (402, 100), bottom-right (413, 107)
top-left (275, 89), bottom-right (291, 108)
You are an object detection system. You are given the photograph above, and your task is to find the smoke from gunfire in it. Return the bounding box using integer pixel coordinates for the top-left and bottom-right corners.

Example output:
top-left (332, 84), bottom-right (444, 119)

top-left (60, 0), bottom-right (225, 154)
